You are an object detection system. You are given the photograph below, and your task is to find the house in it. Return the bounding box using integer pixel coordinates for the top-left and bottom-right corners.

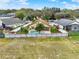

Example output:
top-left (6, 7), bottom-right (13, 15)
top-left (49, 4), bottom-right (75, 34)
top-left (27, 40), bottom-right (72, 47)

top-left (0, 13), bottom-right (15, 19)
top-left (0, 18), bottom-right (27, 29)
top-left (69, 22), bottom-right (79, 31)
top-left (49, 19), bottom-right (79, 32)
top-left (28, 17), bottom-right (51, 34)
top-left (7, 13), bottom-right (16, 17)
top-left (0, 17), bottom-right (31, 34)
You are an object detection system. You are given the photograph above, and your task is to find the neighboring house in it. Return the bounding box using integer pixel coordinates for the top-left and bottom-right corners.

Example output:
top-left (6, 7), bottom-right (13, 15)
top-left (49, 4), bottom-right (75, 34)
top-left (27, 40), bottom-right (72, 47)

top-left (0, 17), bottom-right (31, 34)
top-left (7, 13), bottom-right (16, 17)
top-left (0, 13), bottom-right (15, 19)
top-left (49, 19), bottom-right (79, 32)
top-left (69, 22), bottom-right (79, 31)
top-left (0, 18), bottom-right (27, 29)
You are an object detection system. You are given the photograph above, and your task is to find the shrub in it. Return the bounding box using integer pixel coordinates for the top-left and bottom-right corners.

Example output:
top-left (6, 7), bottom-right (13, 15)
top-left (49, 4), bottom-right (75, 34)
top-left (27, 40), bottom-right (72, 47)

top-left (18, 27), bottom-right (28, 34)
top-left (50, 26), bottom-right (58, 33)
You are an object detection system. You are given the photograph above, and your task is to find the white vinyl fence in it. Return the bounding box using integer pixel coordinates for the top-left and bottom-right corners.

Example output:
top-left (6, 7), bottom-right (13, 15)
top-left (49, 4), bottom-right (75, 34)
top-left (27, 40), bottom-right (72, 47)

top-left (5, 33), bottom-right (68, 38)
top-left (5, 34), bottom-right (26, 38)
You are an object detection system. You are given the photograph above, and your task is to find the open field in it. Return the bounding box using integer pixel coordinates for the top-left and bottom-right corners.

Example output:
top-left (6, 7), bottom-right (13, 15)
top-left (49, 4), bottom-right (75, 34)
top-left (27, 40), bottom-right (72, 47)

top-left (0, 37), bottom-right (79, 59)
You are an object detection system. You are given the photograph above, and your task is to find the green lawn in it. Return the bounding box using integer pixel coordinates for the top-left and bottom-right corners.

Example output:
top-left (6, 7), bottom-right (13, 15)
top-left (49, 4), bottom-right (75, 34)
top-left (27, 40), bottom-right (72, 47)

top-left (69, 32), bottom-right (79, 36)
top-left (0, 37), bottom-right (79, 59)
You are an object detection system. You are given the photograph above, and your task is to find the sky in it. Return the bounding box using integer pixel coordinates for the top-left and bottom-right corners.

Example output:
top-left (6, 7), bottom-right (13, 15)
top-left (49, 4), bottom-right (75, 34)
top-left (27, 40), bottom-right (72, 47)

top-left (0, 0), bottom-right (79, 9)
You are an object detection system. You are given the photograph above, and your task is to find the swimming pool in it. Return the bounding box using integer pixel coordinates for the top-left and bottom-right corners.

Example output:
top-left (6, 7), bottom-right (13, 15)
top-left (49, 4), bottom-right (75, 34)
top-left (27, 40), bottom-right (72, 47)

top-left (28, 31), bottom-right (43, 35)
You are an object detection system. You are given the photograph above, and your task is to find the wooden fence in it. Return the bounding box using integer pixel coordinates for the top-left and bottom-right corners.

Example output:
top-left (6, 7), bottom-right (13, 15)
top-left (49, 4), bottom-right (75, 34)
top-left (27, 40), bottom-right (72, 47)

top-left (5, 33), bottom-right (68, 38)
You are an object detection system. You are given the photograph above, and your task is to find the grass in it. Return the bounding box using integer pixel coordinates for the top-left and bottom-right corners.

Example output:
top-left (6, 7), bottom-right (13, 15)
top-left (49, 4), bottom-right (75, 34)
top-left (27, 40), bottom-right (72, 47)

top-left (0, 37), bottom-right (78, 59)
top-left (68, 32), bottom-right (79, 36)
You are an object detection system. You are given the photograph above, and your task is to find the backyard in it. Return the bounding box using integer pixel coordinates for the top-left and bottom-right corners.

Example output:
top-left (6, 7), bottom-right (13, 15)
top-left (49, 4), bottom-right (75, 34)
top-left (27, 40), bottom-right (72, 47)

top-left (0, 37), bottom-right (79, 59)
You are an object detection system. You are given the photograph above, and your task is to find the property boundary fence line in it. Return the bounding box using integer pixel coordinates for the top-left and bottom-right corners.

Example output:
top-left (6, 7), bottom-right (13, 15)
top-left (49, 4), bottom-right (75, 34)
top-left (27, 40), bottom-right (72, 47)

top-left (5, 33), bottom-right (68, 38)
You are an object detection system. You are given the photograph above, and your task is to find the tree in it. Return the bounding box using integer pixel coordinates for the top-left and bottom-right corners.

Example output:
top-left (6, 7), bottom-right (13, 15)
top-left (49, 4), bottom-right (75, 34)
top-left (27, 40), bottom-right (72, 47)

top-left (26, 15), bottom-right (36, 21)
top-left (50, 14), bottom-right (56, 20)
top-left (16, 11), bottom-right (25, 20)
top-left (43, 15), bottom-right (50, 20)
top-left (35, 24), bottom-right (45, 33)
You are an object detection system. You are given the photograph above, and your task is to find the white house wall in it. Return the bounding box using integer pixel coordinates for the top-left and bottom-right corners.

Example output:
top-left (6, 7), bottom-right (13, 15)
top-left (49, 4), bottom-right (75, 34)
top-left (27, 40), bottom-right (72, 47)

top-left (0, 20), bottom-right (2, 26)
top-left (71, 24), bottom-right (79, 31)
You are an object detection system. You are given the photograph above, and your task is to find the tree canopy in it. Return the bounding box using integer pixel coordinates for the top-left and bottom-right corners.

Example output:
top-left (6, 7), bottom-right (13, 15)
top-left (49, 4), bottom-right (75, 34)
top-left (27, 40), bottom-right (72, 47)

top-left (35, 24), bottom-right (45, 33)
top-left (0, 7), bottom-right (79, 20)
top-left (16, 11), bottom-right (25, 20)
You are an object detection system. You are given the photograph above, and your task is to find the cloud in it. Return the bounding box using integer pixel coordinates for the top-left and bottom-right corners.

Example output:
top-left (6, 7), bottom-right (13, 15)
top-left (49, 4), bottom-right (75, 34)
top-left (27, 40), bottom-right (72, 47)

top-left (0, 0), bottom-right (10, 4)
top-left (62, 1), bottom-right (70, 6)
top-left (16, 0), bottom-right (29, 5)
top-left (0, 0), bottom-right (29, 9)
top-left (0, 0), bottom-right (29, 5)
top-left (51, 0), bottom-right (56, 2)
top-left (72, 0), bottom-right (79, 2)
top-left (62, 1), bottom-right (79, 9)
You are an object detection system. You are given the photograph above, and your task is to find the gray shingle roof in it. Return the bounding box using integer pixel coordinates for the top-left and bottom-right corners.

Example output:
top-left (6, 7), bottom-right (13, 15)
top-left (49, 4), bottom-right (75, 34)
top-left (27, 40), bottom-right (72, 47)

top-left (53, 19), bottom-right (74, 26)
top-left (1, 18), bottom-right (25, 25)
top-left (0, 13), bottom-right (15, 17)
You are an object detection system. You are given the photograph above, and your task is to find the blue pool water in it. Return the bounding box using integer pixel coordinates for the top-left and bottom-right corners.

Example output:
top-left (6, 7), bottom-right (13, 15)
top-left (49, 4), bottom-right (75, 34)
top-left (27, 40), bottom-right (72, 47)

top-left (28, 31), bottom-right (43, 35)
